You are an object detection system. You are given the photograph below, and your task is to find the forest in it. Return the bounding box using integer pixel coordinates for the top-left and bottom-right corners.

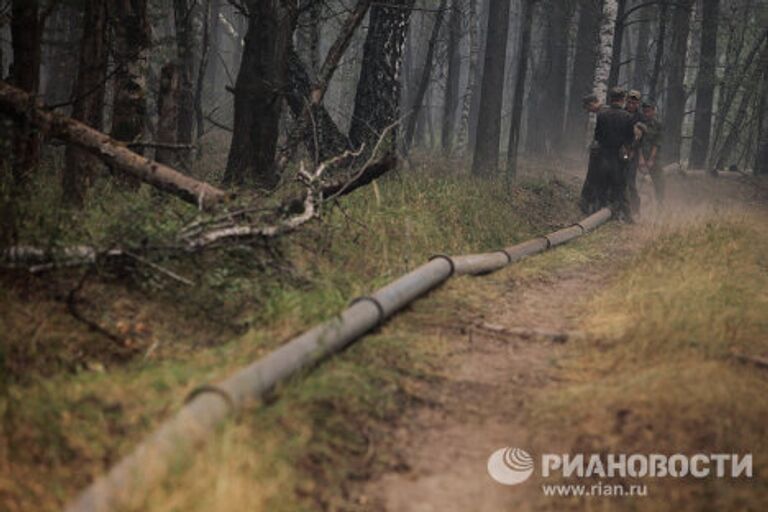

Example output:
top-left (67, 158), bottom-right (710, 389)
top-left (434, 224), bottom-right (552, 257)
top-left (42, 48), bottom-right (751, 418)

top-left (1, 1), bottom-right (767, 511)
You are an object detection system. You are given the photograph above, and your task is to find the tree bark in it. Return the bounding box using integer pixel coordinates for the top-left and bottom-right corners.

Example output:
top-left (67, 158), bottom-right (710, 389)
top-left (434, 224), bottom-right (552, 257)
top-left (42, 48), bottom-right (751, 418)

top-left (173, 0), bottom-right (198, 167)
top-left (224, 1), bottom-right (294, 188)
top-left (506, 0), bottom-right (535, 180)
top-left (441, 0), bottom-right (461, 154)
top-left (156, 62), bottom-right (181, 167)
top-left (756, 57), bottom-right (768, 175)
top-left (456, 0), bottom-right (479, 155)
top-left (62, 0), bottom-right (107, 206)
top-left (607, 0), bottom-right (628, 88)
top-left (349, 0), bottom-right (415, 153)
top-left (689, 0), bottom-right (719, 169)
top-left (468, 0), bottom-right (490, 153)
top-left (565, 0), bottom-right (600, 154)
top-left (8, 0), bottom-right (43, 185)
top-left (663, 0), bottom-right (694, 165)
top-left (593, 0), bottom-right (618, 103)
top-left (0, 81), bottom-right (225, 207)
top-left (111, 0), bottom-right (150, 149)
top-left (471, 0), bottom-right (511, 176)
top-left (648, 1), bottom-right (668, 100)
top-left (404, 0), bottom-right (447, 153)
top-left (631, 2), bottom-right (652, 90)
top-left (195, 0), bottom-right (212, 146)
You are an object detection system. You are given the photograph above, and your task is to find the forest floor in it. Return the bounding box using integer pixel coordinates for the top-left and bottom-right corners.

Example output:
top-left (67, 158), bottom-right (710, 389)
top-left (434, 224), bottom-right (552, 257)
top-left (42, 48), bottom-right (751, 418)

top-left (2, 153), bottom-right (767, 511)
top-left (353, 169), bottom-right (768, 512)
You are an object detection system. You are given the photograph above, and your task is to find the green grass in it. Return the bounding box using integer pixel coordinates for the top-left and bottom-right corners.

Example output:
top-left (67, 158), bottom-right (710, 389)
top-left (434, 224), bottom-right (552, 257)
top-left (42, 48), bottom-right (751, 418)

top-left (0, 156), bottom-right (581, 511)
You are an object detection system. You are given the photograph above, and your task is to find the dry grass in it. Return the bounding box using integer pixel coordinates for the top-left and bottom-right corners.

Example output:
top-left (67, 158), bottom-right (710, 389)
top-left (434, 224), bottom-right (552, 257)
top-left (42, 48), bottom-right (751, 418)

top-left (528, 209), bottom-right (768, 511)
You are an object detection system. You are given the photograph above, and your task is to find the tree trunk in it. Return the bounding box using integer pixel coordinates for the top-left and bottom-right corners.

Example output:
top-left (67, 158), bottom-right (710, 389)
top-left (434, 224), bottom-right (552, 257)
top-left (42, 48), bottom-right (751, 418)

top-left (456, 0), bottom-right (479, 155)
top-left (111, 0), bottom-right (150, 149)
top-left (42, 5), bottom-right (79, 107)
top-left (224, 1), bottom-right (294, 188)
top-left (593, 0), bottom-right (618, 103)
top-left (173, 0), bottom-right (198, 167)
top-left (195, 0), bottom-right (212, 147)
top-left (607, 0), bottom-right (627, 89)
top-left (631, 2), bottom-right (652, 90)
top-left (471, 0), bottom-right (511, 176)
top-left (0, 81), bottom-right (225, 208)
top-left (63, 0), bottom-right (107, 206)
top-left (565, 0), bottom-right (600, 154)
top-left (526, 0), bottom-right (574, 155)
top-left (349, 0), bottom-right (415, 153)
top-left (663, 0), bottom-right (694, 164)
top-left (648, 1), bottom-right (668, 100)
top-left (296, 0), bottom-right (321, 73)
top-left (689, 0), bottom-right (719, 169)
top-left (156, 62), bottom-right (181, 167)
top-left (404, 0), bottom-right (447, 153)
top-left (468, 0), bottom-right (490, 153)
top-left (506, 0), bottom-right (534, 179)
top-left (8, 0), bottom-right (43, 185)
top-left (756, 57), bottom-right (768, 175)
top-left (714, 44), bottom-right (766, 172)
top-left (441, 0), bottom-right (461, 154)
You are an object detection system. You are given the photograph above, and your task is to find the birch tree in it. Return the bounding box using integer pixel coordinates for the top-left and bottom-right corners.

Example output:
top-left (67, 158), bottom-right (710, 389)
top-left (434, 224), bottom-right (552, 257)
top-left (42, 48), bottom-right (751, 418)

top-left (456, 0), bottom-right (479, 154)
top-left (592, 0), bottom-right (618, 103)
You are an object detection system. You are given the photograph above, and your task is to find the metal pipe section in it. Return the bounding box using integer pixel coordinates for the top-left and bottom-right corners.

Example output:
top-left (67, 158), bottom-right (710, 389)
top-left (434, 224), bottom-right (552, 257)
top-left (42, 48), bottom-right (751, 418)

top-left (65, 259), bottom-right (453, 512)
top-left (64, 208), bottom-right (611, 512)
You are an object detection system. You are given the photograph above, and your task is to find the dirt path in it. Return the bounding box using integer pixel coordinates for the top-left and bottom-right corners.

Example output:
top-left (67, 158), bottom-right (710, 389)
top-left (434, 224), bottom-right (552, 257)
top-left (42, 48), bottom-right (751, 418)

top-left (353, 173), bottom-right (766, 512)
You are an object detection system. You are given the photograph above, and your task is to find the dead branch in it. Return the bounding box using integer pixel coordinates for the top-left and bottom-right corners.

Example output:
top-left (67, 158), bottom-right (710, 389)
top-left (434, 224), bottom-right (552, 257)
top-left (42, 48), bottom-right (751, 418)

top-left (0, 80), bottom-right (226, 209)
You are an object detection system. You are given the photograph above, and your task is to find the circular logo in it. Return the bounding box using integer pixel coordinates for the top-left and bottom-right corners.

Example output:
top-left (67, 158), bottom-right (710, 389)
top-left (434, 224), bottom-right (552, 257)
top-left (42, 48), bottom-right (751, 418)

top-left (487, 447), bottom-right (534, 485)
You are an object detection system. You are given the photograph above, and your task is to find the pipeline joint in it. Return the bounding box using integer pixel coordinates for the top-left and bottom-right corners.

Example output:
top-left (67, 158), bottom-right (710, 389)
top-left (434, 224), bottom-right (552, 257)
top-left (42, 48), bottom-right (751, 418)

top-left (428, 253), bottom-right (456, 276)
top-left (349, 295), bottom-right (386, 325)
top-left (185, 384), bottom-right (237, 415)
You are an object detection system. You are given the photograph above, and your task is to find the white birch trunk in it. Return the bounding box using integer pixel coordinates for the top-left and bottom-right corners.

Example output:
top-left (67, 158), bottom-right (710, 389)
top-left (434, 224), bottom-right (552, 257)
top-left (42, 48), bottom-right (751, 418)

top-left (456, 0), bottom-right (479, 155)
top-left (593, 0), bottom-right (618, 103)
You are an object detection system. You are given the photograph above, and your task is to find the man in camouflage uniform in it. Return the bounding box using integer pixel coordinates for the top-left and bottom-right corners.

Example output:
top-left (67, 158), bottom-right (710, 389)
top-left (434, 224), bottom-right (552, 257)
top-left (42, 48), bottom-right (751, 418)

top-left (625, 90), bottom-right (646, 214)
top-left (639, 100), bottom-right (664, 204)
top-left (594, 87), bottom-right (636, 222)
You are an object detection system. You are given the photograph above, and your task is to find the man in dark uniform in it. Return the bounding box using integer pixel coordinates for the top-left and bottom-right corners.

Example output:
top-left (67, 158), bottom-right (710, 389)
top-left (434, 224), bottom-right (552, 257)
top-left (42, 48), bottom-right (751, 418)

top-left (639, 100), bottom-right (664, 204)
top-left (579, 93), bottom-right (606, 214)
top-left (625, 90), bottom-right (646, 214)
top-left (595, 87), bottom-right (636, 222)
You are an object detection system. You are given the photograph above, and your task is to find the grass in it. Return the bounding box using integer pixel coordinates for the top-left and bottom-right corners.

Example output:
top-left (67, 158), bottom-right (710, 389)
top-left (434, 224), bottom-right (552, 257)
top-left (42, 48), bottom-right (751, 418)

top-left (0, 153), bottom-right (582, 511)
top-left (527, 211), bottom-right (768, 511)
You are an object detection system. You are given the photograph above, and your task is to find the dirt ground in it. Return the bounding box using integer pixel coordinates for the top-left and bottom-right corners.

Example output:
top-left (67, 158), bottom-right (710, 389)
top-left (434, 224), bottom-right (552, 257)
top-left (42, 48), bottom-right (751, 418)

top-left (353, 171), bottom-right (767, 512)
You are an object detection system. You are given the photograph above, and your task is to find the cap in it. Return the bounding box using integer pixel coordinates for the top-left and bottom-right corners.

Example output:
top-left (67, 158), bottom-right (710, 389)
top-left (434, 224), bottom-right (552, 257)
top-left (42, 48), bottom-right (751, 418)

top-left (608, 87), bottom-right (626, 101)
top-left (628, 90), bottom-right (642, 100)
top-left (642, 99), bottom-right (657, 108)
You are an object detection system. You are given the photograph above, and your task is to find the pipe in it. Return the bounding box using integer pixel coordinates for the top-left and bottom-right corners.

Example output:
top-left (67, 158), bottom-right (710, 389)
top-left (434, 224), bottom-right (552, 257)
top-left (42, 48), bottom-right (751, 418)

top-left (64, 208), bottom-right (611, 512)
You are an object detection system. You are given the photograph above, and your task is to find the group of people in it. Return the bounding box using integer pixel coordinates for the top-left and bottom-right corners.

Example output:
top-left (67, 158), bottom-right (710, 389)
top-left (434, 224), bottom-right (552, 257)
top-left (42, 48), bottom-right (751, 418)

top-left (579, 87), bottom-right (665, 222)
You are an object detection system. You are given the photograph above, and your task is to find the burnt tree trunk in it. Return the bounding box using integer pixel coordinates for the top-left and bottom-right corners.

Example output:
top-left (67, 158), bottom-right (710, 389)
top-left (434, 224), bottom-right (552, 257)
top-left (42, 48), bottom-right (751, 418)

top-left (663, 0), bottom-right (694, 164)
top-left (689, 0), bottom-right (719, 168)
top-left (173, 0), bottom-right (197, 167)
top-left (349, 0), bottom-right (415, 153)
top-left (63, 0), bottom-right (107, 205)
top-left (224, 1), bottom-right (294, 188)
top-left (441, 0), bottom-right (461, 154)
top-left (506, 0), bottom-right (535, 179)
top-left (471, 0), bottom-right (510, 175)
top-left (8, 0), bottom-right (43, 185)
top-left (156, 62), bottom-right (181, 167)
top-left (111, 0), bottom-right (150, 149)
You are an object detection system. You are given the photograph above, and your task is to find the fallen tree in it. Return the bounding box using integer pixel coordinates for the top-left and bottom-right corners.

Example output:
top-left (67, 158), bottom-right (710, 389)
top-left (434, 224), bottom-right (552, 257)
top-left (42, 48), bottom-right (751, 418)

top-left (0, 80), bottom-right (227, 209)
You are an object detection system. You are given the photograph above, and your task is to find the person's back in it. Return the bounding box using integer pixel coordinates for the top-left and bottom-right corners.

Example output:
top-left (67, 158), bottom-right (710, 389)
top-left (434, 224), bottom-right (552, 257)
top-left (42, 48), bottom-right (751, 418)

top-left (595, 105), bottom-right (635, 149)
